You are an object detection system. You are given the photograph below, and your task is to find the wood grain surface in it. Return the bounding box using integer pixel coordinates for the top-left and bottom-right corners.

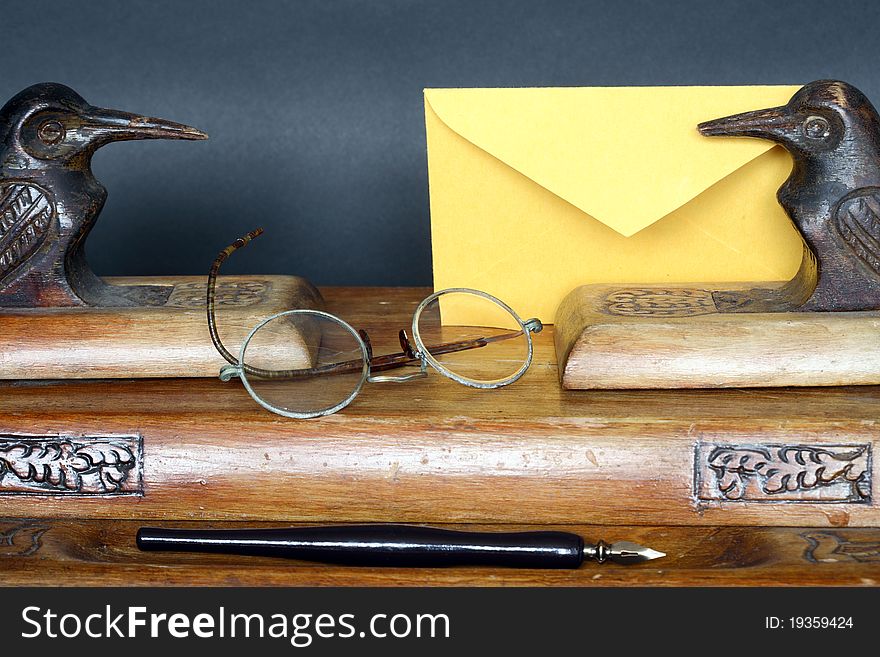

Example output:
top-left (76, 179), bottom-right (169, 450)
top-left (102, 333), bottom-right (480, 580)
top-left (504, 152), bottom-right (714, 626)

top-left (0, 275), bottom-right (321, 379)
top-left (556, 282), bottom-right (880, 389)
top-left (0, 287), bottom-right (877, 529)
top-left (1, 519), bottom-right (877, 586)
top-left (0, 286), bottom-right (879, 586)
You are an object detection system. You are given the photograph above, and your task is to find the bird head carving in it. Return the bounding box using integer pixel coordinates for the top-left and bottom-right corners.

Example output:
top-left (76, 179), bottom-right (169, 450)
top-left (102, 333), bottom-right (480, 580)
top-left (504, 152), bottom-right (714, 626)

top-left (698, 81), bottom-right (880, 167)
top-left (1, 82), bottom-right (207, 174)
top-left (698, 81), bottom-right (880, 312)
top-left (0, 83), bottom-right (208, 307)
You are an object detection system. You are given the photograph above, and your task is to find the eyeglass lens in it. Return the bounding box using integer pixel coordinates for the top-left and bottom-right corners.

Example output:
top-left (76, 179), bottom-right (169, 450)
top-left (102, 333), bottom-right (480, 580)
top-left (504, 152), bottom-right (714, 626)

top-left (240, 312), bottom-right (366, 416)
top-left (416, 291), bottom-right (530, 386)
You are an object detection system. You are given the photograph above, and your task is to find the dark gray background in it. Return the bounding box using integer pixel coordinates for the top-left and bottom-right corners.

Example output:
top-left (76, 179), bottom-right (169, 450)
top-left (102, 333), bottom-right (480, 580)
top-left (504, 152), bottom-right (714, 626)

top-left (2, 0), bottom-right (879, 285)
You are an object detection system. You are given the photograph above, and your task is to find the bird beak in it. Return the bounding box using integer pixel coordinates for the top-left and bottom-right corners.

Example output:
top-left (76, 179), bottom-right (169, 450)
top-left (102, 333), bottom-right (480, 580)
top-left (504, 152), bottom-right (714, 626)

top-left (80, 106), bottom-right (208, 144)
top-left (698, 105), bottom-right (792, 139)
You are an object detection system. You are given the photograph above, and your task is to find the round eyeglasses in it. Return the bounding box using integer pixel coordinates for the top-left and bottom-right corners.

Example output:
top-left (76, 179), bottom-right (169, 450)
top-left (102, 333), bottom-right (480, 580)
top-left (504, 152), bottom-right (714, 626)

top-left (206, 230), bottom-right (543, 418)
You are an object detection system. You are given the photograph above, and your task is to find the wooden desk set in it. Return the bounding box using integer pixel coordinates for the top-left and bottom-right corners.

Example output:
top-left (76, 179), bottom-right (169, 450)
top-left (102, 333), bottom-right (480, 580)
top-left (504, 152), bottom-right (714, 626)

top-left (0, 81), bottom-right (879, 586)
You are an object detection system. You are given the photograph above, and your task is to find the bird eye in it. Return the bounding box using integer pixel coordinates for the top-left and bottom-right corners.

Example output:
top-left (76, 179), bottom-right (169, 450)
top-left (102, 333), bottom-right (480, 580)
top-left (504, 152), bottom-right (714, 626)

top-left (37, 120), bottom-right (65, 145)
top-left (803, 116), bottom-right (831, 140)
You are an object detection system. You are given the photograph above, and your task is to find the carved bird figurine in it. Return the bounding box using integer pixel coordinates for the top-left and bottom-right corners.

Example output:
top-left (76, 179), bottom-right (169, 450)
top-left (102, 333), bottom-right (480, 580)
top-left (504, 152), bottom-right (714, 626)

top-left (0, 83), bottom-right (207, 307)
top-left (699, 80), bottom-right (880, 312)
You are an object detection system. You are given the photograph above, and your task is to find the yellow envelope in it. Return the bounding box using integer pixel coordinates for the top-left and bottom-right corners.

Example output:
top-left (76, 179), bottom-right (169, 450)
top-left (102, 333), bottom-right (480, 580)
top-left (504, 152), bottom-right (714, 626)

top-left (424, 86), bottom-right (805, 325)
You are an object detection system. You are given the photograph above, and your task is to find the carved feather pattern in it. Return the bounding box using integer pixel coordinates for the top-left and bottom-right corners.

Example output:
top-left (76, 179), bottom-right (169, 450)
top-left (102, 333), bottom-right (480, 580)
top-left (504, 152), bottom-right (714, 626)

top-left (834, 188), bottom-right (880, 276)
top-left (707, 445), bottom-right (869, 501)
top-left (165, 280), bottom-right (268, 307)
top-left (0, 439), bottom-right (137, 493)
top-left (603, 288), bottom-right (717, 317)
top-left (0, 181), bottom-right (55, 287)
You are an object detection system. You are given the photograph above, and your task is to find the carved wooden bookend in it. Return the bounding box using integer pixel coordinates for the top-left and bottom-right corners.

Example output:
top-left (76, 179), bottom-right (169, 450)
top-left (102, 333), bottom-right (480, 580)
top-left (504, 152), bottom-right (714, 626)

top-left (556, 80), bottom-right (880, 389)
top-left (0, 83), bottom-right (322, 379)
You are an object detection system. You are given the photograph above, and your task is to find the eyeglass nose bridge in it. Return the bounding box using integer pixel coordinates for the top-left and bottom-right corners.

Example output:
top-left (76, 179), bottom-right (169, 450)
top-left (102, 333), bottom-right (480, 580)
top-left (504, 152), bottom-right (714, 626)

top-left (367, 349), bottom-right (428, 383)
top-left (362, 328), bottom-right (428, 383)
top-left (367, 365), bottom-right (428, 384)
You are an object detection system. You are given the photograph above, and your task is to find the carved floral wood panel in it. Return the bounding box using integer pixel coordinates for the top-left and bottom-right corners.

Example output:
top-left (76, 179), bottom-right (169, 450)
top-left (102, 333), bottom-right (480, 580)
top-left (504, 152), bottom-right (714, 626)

top-left (695, 443), bottom-right (871, 503)
top-left (0, 434), bottom-right (142, 496)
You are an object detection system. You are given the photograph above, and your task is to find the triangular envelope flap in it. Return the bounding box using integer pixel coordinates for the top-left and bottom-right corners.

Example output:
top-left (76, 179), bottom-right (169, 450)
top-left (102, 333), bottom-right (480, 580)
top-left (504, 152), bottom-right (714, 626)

top-left (425, 86), bottom-right (800, 237)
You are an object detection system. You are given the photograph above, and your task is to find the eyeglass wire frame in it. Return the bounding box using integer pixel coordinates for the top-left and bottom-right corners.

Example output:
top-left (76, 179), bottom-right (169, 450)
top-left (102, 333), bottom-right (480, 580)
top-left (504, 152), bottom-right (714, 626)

top-left (207, 230), bottom-right (543, 418)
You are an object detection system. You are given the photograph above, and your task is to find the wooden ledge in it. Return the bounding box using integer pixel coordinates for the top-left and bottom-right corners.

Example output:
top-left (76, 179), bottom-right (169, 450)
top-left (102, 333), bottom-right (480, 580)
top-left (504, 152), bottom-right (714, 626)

top-left (555, 283), bottom-right (880, 389)
top-left (0, 275), bottom-right (321, 379)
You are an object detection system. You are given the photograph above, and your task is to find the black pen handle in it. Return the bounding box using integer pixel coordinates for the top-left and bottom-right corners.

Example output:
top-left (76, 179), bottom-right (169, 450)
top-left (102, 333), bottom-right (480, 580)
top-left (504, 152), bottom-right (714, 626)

top-left (137, 525), bottom-right (584, 568)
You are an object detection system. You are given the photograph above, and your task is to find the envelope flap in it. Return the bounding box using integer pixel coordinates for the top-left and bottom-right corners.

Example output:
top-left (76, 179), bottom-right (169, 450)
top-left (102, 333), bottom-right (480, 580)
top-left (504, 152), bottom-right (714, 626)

top-left (425, 86), bottom-right (800, 237)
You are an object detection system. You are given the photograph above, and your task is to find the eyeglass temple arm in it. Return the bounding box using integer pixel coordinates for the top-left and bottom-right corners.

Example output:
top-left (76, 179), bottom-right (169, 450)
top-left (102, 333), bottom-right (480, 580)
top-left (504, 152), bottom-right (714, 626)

top-left (209, 229), bottom-right (327, 381)
top-left (220, 319), bottom-right (543, 382)
top-left (367, 319), bottom-right (543, 374)
top-left (207, 228), bottom-right (265, 369)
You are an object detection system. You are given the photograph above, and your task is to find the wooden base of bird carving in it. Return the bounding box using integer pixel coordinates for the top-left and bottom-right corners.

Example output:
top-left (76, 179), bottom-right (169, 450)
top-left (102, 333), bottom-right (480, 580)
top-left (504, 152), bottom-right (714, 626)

top-left (555, 280), bottom-right (880, 390)
top-left (0, 274), bottom-right (322, 379)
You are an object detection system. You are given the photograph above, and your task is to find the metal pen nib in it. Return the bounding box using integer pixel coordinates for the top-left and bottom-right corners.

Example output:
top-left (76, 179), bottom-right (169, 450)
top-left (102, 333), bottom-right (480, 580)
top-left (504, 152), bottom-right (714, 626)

top-left (585, 540), bottom-right (666, 565)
